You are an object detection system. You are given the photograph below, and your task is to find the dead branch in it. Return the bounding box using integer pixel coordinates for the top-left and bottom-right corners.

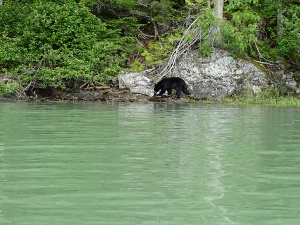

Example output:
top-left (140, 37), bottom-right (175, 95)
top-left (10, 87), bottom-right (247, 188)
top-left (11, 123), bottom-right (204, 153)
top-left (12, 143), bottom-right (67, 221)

top-left (137, 29), bottom-right (157, 39)
top-left (19, 55), bottom-right (46, 97)
top-left (158, 17), bottom-right (202, 79)
top-left (254, 40), bottom-right (277, 64)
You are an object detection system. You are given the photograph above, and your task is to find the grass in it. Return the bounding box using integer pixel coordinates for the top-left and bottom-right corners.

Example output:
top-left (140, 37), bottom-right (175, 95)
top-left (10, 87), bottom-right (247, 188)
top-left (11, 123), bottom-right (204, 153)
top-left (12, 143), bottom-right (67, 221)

top-left (202, 86), bottom-right (300, 106)
top-left (220, 96), bottom-right (300, 106)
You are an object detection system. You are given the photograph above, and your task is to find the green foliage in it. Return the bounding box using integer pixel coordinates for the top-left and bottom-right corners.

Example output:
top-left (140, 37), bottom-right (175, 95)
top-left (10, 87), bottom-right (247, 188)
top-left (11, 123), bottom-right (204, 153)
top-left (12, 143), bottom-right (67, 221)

top-left (185, 0), bottom-right (207, 6)
top-left (194, 8), bottom-right (215, 56)
top-left (250, 0), bottom-right (300, 67)
top-left (100, 0), bottom-right (137, 10)
top-left (222, 1), bottom-right (261, 57)
top-left (0, 0), bottom-right (137, 89)
top-left (222, 96), bottom-right (300, 106)
top-left (197, 7), bottom-right (215, 30)
top-left (198, 40), bottom-right (213, 57)
top-left (0, 80), bottom-right (20, 95)
top-left (142, 32), bottom-right (181, 67)
top-left (276, 5), bottom-right (300, 62)
top-left (0, 0), bottom-right (299, 95)
top-left (130, 60), bottom-right (144, 72)
top-left (258, 86), bottom-right (281, 99)
top-left (293, 72), bottom-right (300, 79)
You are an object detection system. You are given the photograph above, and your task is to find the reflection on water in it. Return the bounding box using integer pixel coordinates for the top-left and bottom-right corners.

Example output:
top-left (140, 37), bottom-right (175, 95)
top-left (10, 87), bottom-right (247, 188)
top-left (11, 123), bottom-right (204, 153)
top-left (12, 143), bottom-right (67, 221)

top-left (0, 102), bottom-right (300, 225)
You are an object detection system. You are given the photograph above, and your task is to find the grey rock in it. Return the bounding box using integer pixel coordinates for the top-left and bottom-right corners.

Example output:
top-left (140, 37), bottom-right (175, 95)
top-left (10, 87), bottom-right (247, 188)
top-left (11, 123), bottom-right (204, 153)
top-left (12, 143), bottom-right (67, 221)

top-left (118, 50), bottom-right (298, 100)
top-left (118, 72), bottom-right (153, 96)
top-left (170, 50), bottom-right (269, 99)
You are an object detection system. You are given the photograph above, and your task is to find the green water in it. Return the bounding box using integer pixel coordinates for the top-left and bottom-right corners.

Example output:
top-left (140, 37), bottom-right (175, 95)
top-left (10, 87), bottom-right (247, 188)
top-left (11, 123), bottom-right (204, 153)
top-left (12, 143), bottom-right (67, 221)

top-left (1, 102), bottom-right (300, 225)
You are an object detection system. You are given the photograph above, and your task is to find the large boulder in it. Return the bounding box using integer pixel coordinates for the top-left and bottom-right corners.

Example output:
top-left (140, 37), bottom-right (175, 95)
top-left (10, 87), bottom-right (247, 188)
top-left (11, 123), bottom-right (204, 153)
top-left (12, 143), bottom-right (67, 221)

top-left (118, 50), bottom-right (299, 100)
top-left (118, 72), bottom-right (153, 96)
top-left (171, 50), bottom-right (268, 99)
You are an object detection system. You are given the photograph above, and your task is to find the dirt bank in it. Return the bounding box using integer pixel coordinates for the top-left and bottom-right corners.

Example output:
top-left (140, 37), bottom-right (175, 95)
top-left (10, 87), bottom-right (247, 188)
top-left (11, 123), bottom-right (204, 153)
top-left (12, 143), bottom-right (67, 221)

top-left (0, 84), bottom-right (191, 103)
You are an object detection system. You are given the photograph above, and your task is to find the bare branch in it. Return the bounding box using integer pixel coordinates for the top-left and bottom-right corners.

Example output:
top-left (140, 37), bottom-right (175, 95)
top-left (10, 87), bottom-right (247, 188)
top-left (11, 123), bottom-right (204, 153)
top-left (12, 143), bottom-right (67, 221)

top-left (158, 17), bottom-right (202, 79)
top-left (254, 39), bottom-right (277, 64)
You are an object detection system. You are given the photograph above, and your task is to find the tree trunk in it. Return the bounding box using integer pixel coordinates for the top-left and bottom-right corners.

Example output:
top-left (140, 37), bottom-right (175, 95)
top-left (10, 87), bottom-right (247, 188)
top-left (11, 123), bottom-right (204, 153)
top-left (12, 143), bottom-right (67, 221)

top-left (211, 0), bottom-right (224, 46)
top-left (0, 0), bottom-right (3, 5)
top-left (277, 3), bottom-right (283, 37)
top-left (214, 0), bottom-right (224, 20)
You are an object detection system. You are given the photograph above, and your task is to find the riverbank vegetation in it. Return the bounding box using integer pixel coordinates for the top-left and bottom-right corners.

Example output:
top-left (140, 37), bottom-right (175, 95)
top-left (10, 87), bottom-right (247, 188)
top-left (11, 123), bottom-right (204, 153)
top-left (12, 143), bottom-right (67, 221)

top-left (0, 0), bottom-right (299, 102)
top-left (221, 96), bottom-right (300, 106)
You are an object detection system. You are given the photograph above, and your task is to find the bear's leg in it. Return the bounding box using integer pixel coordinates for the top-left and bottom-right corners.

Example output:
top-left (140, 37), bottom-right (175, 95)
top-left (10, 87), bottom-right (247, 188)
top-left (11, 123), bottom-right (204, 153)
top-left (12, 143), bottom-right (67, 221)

top-left (167, 89), bottom-right (172, 96)
top-left (176, 86), bottom-right (182, 98)
top-left (158, 87), bottom-right (166, 96)
top-left (182, 85), bottom-right (191, 95)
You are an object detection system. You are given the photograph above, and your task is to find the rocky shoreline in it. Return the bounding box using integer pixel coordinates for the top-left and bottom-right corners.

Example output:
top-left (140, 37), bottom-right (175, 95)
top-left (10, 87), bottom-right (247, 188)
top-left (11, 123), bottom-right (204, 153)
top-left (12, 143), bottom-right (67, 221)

top-left (1, 50), bottom-right (299, 103)
top-left (118, 50), bottom-right (300, 101)
top-left (0, 83), bottom-right (192, 103)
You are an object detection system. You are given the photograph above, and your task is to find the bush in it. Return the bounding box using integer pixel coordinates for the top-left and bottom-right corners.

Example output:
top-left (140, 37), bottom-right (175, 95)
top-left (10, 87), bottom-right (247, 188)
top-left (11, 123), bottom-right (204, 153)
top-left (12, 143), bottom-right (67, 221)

top-left (276, 5), bottom-right (300, 66)
top-left (0, 80), bottom-right (20, 95)
top-left (141, 32), bottom-right (181, 67)
top-left (0, 0), bottom-right (137, 89)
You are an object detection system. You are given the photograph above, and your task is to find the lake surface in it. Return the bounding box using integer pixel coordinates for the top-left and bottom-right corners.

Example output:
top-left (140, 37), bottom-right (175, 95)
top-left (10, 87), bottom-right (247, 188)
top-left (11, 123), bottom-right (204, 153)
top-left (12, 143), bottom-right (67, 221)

top-left (1, 102), bottom-right (300, 225)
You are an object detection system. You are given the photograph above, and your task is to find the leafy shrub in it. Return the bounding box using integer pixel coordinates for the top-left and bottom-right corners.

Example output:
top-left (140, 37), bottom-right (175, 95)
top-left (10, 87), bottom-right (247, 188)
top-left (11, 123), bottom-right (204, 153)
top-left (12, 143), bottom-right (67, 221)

top-left (0, 80), bottom-right (20, 95)
top-left (130, 59), bottom-right (144, 72)
top-left (221, 19), bottom-right (260, 57)
top-left (141, 32), bottom-right (181, 67)
top-left (276, 5), bottom-right (300, 65)
top-left (0, 0), bottom-right (138, 89)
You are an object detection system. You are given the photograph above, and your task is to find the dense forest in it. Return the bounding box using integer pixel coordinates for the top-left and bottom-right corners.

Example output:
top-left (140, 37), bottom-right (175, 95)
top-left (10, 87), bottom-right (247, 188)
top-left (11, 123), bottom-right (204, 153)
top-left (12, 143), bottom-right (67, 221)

top-left (0, 0), bottom-right (299, 96)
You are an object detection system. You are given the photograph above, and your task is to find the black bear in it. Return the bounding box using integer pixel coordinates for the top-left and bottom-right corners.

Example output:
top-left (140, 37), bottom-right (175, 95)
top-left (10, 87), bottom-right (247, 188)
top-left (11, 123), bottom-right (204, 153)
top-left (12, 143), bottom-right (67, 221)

top-left (154, 77), bottom-right (191, 98)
